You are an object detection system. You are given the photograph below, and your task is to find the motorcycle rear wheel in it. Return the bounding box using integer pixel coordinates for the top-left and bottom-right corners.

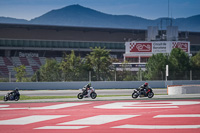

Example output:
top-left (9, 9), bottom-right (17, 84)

top-left (77, 93), bottom-right (83, 99)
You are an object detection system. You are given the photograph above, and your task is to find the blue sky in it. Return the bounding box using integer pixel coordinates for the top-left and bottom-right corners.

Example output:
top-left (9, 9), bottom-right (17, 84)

top-left (0, 0), bottom-right (199, 20)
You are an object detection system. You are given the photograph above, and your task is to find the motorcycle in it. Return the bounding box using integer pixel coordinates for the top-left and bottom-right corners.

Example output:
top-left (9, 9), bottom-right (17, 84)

top-left (132, 87), bottom-right (154, 98)
top-left (77, 87), bottom-right (97, 99)
top-left (4, 92), bottom-right (20, 101)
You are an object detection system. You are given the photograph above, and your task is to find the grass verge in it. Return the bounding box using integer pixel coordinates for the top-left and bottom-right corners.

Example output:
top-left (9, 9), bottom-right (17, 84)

top-left (0, 95), bottom-right (131, 100)
top-left (0, 95), bottom-right (76, 100)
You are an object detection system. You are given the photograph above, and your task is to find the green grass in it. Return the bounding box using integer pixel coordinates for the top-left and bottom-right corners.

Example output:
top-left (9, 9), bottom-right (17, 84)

top-left (0, 95), bottom-right (76, 100)
top-left (20, 95), bottom-right (78, 100)
top-left (0, 95), bottom-right (130, 100)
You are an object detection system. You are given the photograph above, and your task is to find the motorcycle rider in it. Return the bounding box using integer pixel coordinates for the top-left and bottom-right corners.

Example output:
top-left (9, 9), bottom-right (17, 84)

top-left (139, 82), bottom-right (149, 96)
top-left (9, 87), bottom-right (19, 99)
top-left (83, 83), bottom-right (92, 97)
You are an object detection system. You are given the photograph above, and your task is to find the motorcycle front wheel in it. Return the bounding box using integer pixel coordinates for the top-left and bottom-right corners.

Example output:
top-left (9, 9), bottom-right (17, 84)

top-left (132, 92), bottom-right (139, 98)
top-left (90, 92), bottom-right (97, 99)
top-left (4, 96), bottom-right (8, 101)
top-left (147, 92), bottom-right (154, 98)
top-left (14, 96), bottom-right (20, 101)
top-left (77, 93), bottom-right (83, 99)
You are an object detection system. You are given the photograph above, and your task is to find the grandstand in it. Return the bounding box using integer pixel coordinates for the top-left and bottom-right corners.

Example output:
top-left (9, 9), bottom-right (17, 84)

top-left (0, 56), bottom-right (63, 77)
top-left (0, 23), bottom-right (200, 78)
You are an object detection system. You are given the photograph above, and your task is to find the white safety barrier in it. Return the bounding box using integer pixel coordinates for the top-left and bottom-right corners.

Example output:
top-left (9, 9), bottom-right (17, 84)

top-left (168, 85), bottom-right (200, 95)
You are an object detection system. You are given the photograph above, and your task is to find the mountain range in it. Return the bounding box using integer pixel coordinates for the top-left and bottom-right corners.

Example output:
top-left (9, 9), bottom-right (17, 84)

top-left (0, 4), bottom-right (200, 32)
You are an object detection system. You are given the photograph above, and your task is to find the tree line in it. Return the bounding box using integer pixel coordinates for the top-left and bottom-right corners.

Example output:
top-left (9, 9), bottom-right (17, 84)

top-left (15, 47), bottom-right (112, 82)
top-left (145, 48), bottom-right (200, 80)
top-left (14, 47), bottom-right (200, 82)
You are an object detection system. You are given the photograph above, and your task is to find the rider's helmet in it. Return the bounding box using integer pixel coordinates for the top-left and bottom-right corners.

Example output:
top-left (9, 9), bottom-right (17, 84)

top-left (144, 82), bottom-right (148, 87)
top-left (15, 87), bottom-right (19, 91)
top-left (88, 83), bottom-right (91, 86)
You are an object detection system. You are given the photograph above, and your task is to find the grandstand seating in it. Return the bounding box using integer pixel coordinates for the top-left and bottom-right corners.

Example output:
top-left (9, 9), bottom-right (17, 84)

top-left (26, 66), bottom-right (34, 75)
top-left (32, 57), bottom-right (42, 65)
top-left (0, 57), bottom-right (5, 66)
top-left (11, 57), bottom-right (22, 66)
top-left (27, 57), bottom-right (37, 66)
top-left (7, 66), bottom-right (16, 76)
top-left (19, 57), bottom-right (30, 66)
top-left (32, 66), bottom-right (39, 72)
top-left (39, 57), bottom-right (46, 65)
top-left (0, 66), bottom-right (9, 76)
top-left (0, 56), bottom-right (66, 77)
top-left (3, 57), bottom-right (13, 66)
top-left (55, 57), bottom-right (62, 63)
top-left (0, 57), bottom-right (46, 77)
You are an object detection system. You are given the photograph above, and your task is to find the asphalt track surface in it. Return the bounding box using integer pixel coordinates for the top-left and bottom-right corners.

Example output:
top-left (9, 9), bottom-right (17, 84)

top-left (0, 89), bottom-right (200, 103)
top-left (0, 89), bottom-right (167, 96)
top-left (0, 99), bottom-right (200, 133)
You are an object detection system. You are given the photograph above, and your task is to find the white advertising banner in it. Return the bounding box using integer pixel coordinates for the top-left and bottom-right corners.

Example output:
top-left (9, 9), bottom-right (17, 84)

top-left (125, 41), bottom-right (190, 54)
top-left (152, 42), bottom-right (169, 53)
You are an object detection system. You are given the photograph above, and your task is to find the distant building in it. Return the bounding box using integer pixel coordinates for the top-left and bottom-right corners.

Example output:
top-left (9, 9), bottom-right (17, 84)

top-left (116, 26), bottom-right (194, 71)
top-left (0, 23), bottom-right (200, 76)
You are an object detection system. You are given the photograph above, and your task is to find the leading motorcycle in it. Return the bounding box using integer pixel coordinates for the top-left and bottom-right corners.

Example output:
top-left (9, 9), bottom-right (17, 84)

top-left (132, 87), bottom-right (154, 98)
top-left (77, 87), bottom-right (97, 99)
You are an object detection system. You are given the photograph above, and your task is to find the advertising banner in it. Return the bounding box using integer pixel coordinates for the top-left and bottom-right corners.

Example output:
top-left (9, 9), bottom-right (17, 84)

top-left (152, 42), bottom-right (168, 53)
top-left (172, 42), bottom-right (189, 52)
top-left (126, 41), bottom-right (190, 54)
top-left (129, 42), bottom-right (152, 52)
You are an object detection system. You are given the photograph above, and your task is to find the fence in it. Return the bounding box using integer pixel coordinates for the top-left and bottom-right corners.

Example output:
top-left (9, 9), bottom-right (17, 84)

top-left (0, 70), bottom-right (200, 82)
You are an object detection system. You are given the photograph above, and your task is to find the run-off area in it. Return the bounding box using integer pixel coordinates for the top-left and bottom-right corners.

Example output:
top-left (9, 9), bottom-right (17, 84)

top-left (0, 100), bottom-right (199, 133)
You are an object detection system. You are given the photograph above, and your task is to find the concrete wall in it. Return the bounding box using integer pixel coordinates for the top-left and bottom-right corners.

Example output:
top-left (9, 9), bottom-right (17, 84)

top-left (168, 85), bottom-right (200, 95)
top-left (0, 80), bottom-right (200, 90)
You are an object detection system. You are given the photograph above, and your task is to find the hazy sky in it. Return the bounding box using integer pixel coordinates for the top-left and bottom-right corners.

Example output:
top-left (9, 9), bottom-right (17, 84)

top-left (0, 0), bottom-right (199, 20)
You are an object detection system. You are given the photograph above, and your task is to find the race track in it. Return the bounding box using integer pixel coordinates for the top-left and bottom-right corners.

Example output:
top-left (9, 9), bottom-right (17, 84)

top-left (0, 89), bottom-right (167, 96)
top-left (0, 99), bottom-right (200, 133)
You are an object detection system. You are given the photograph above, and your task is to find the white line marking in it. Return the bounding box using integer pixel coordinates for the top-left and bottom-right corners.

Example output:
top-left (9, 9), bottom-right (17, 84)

top-left (30, 103), bottom-right (90, 109)
top-left (154, 114), bottom-right (200, 118)
top-left (35, 126), bottom-right (89, 129)
top-left (112, 124), bottom-right (200, 129)
top-left (0, 103), bottom-right (91, 110)
top-left (0, 108), bottom-right (28, 110)
top-left (94, 102), bottom-right (178, 109)
top-left (0, 105), bottom-right (9, 107)
top-left (94, 101), bottom-right (200, 109)
top-left (58, 115), bottom-right (138, 125)
top-left (0, 115), bottom-right (69, 125)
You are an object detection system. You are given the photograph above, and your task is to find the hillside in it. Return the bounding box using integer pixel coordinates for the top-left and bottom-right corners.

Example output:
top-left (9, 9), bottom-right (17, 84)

top-left (0, 5), bottom-right (200, 32)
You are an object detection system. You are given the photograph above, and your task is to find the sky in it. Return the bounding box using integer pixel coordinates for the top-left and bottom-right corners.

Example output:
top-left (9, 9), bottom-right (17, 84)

top-left (0, 0), bottom-right (200, 20)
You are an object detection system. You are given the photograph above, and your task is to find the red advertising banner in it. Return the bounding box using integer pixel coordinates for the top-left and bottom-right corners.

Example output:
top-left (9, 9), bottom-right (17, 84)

top-left (130, 42), bottom-right (152, 52)
top-left (172, 42), bottom-right (189, 52)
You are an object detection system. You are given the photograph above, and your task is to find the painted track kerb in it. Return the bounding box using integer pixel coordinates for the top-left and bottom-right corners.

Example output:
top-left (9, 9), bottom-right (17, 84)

top-left (1, 93), bottom-right (200, 103)
top-left (0, 100), bottom-right (199, 133)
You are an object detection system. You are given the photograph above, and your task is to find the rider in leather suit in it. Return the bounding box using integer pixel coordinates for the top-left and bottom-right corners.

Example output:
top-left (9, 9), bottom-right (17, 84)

top-left (140, 82), bottom-right (149, 96)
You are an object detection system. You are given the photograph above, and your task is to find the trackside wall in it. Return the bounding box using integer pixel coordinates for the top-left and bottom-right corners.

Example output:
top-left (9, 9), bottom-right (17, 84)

top-left (168, 85), bottom-right (200, 95)
top-left (0, 80), bottom-right (200, 90)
